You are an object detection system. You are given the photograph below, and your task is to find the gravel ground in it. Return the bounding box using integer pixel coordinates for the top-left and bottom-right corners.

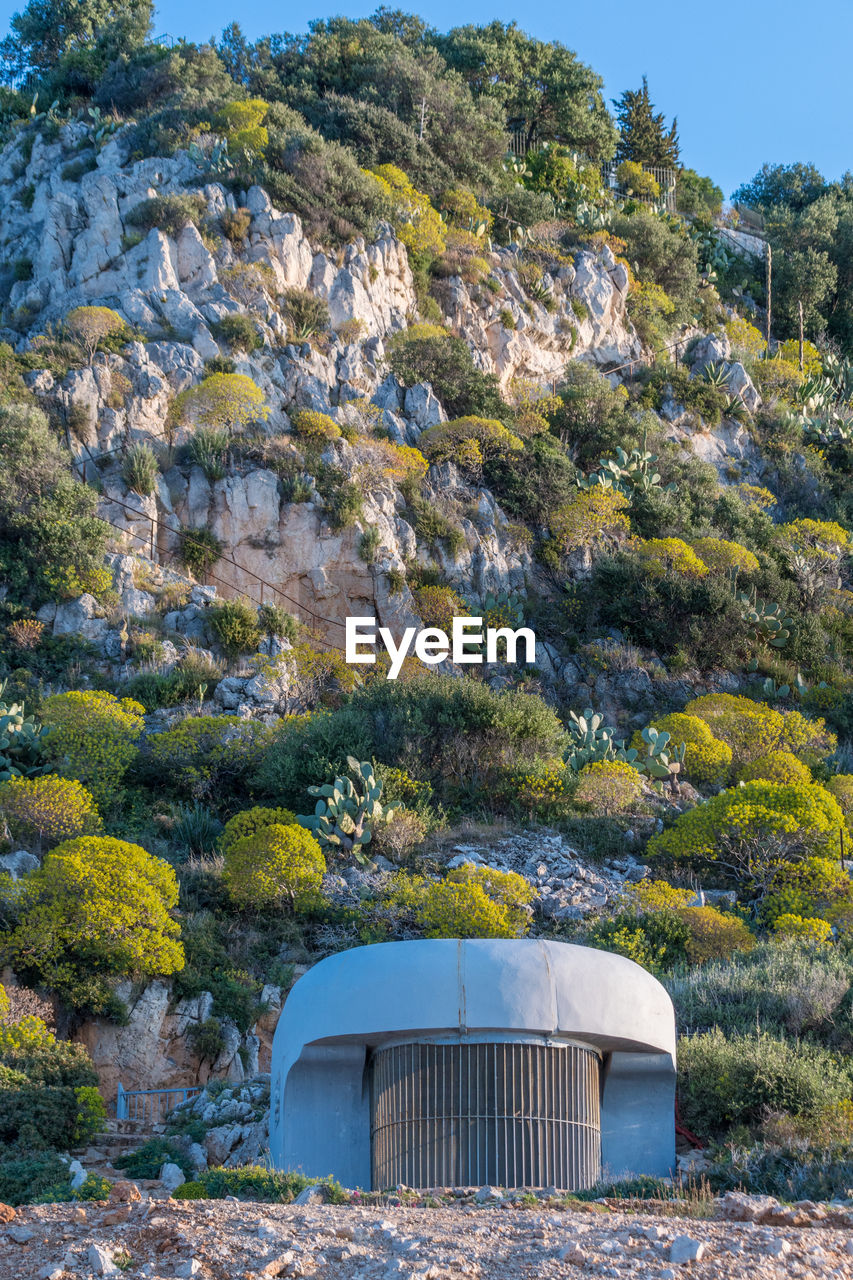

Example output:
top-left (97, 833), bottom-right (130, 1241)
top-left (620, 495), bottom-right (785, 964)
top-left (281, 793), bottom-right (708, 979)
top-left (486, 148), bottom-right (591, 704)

top-left (3, 1197), bottom-right (853, 1280)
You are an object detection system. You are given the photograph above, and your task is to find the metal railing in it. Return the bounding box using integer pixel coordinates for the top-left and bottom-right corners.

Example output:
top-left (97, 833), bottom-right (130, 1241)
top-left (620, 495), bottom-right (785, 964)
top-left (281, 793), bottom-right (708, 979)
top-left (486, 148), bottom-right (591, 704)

top-left (116, 1082), bottom-right (201, 1126)
top-left (601, 161), bottom-right (678, 213)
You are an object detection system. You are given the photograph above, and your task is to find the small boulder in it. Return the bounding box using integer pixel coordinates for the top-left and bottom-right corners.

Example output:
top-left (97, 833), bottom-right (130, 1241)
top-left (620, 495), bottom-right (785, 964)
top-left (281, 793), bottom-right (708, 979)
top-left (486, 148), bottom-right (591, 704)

top-left (669, 1236), bottom-right (705, 1264)
top-left (159, 1161), bottom-right (186, 1191)
top-left (293, 1184), bottom-right (326, 1206)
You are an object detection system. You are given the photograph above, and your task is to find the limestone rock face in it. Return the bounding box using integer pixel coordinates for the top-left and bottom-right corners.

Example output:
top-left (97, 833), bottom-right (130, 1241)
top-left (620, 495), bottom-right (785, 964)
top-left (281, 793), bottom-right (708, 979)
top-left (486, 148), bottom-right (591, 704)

top-left (72, 980), bottom-right (274, 1104)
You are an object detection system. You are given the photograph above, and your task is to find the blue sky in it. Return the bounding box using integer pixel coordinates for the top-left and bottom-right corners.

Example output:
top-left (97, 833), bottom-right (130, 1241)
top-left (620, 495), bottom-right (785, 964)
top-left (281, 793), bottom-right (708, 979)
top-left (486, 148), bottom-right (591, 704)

top-left (2, 0), bottom-right (850, 196)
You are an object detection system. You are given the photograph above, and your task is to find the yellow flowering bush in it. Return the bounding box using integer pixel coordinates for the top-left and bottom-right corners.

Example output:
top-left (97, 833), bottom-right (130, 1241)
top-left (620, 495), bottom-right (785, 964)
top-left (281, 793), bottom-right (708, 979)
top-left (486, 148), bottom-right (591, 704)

top-left (779, 338), bottom-right (822, 375)
top-left (506, 762), bottom-right (573, 820)
top-left (291, 409), bottom-right (341, 442)
top-left (680, 906), bottom-right (756, 964)
top-left (726, 317), bottom-right (767, 363)
top-left (632, 713), bottom-right (732, 788)
top-left (621, 879), bottom-right (695, 912)
top-left (6, 836), bottom-right (184, 1010)
top-left (549, 488), bottom-right (630, 556)
top-left (0, 775), bottom-right (101, 853)
top-left (737, 484), bottom-right (777, 510)
top-left (772, 914), bottom-right (833, 944)
top-left (685, 693), bottom-right (835, 767)
top-left (635, 538), bottom-right (708, 577)
top-left (689, 537), bottom-right (760, 576)
top-left (735, 751), bottom-right (812, 786)
top-left (365, 440), bottom-right (429, 485)
top-left (775, 707), bottom-right (836, 768)
top-left (420, 417), bottom-right (523, 470)
top-left (574, 759), bottom-right (644, 815)
top-left (778, 518), bottom-right (850, 560)
top-left (369, 164), bottom-right (446, 261)
top-left (412, 584), bottom-right (467, 632)
top-left (223, 822), bottom-right (325, 911)
top-left (648, 780), bottom-right (845, 864)
top-left (220, 805), bottom-right (297, 855)
top-left (619, 879), bottom-right (754, 963)
top-left (414, 865), bottom-right (534, 939)
top-left (751, 358), bottom-right (802, 402)
top-left (759, 856), bottom-right (853, 928)
top-left (0, 984), bottom-right (55, 1051)
top-left (148, 715), bottom-right (275, 802)
top-left (217, 98), bottom-right (269, 155)
top-left (172, 373), bottom-right (269, 435)
top-left (42, 690), bottom-right (145, 805)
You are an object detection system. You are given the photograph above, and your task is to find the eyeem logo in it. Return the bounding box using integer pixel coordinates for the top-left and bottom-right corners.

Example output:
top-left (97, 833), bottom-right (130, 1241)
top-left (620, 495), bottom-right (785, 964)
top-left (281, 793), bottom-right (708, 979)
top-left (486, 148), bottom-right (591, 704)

top-left (346, 616), bottom-right (536, 680)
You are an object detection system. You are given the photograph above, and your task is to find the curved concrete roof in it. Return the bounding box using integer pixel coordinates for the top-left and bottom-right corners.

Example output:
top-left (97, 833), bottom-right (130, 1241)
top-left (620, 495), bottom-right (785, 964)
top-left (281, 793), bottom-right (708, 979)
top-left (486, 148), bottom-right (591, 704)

top-left (272, 939), bottom-right (676, 1074)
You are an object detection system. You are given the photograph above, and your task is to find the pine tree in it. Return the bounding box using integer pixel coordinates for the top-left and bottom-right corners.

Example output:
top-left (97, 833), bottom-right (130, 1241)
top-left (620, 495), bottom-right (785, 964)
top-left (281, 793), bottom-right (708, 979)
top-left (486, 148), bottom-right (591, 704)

top-left (613, 77), bottom-right (680, 168)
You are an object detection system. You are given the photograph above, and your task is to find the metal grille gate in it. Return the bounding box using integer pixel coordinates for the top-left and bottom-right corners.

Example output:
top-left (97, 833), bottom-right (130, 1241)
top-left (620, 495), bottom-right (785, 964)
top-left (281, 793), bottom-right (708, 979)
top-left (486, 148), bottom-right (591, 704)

top-left (370, 1041), bottom-right (601, 1191)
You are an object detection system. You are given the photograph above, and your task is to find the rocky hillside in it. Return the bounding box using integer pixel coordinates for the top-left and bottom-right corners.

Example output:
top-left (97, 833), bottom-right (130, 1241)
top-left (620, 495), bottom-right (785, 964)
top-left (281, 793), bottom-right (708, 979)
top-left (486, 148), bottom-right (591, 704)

top-left (0, 2), bottom-right (852, 1232)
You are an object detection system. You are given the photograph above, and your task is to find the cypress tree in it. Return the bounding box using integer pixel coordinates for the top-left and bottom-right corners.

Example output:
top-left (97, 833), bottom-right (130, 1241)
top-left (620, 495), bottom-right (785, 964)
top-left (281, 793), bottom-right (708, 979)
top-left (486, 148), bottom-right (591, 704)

top-left (613, 76), bottom-right (680, 167)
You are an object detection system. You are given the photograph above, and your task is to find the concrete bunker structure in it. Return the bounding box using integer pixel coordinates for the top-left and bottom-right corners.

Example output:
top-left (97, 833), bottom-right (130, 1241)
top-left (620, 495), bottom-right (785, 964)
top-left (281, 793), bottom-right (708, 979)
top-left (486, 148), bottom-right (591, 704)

top-left (269, 938), bottom-right (676, 1190)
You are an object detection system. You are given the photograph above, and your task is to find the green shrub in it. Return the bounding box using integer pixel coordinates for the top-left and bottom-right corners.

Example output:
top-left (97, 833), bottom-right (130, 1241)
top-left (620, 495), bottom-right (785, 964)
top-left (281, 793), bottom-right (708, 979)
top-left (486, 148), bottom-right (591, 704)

top-left (173, 1165), bottom-right (344, 1202)
top-left (220, 805), bottom-right (298, 854)
top-left (0, 775), bottom-right (101, 853)
top-left (254, 674), bottom-right (566, 808)
top-left (146, 715), bottom-right (274, 803)
top-left (208, 598), bottom-right (261, 660)
top-left (186, 428), bottom-right (230, 482)
top-left (586, 910), bottom-right (690, 973)
top-left (122, 657), bottom-right (221, 712)
top-left (387, 327), bottom-right (504, 419)
top-left (224, 823), bottom-right (325, 911)
top-left (221, 208), bottom-right (252, 244)
top-left (42, 690), bottom-right (145, 806)
top-left (666, 939), bottom-right (853, 1041)
top-left (677, 1029), bottom-right (853, 1140)
top-left (126, 193), bottom-right (206, 237)
top-left (0, 1151), bottom-right (71, 1206)
top-left (313, 467), bottom-right (363, 530)
top-left (4, 836), bottom-right (184, 1014)
top-left (114, 1137), bottom-right (193, 1180)
top-left (280, 289), bottom-right (330, 341)
top-left (177, 526), bottom-right (223, 579)
top-left (121, 442), bottom-right (159, 497)
top-left (257, 603), bottom-right (298, 642)
top-left (612, 208), bottom-right (700, 327)
top-left (172, 803), bottom-right (223, 859)
top-left (212, 313), bottom-right (262, 353)
top-left (0, 403), bottom-right (108, 607)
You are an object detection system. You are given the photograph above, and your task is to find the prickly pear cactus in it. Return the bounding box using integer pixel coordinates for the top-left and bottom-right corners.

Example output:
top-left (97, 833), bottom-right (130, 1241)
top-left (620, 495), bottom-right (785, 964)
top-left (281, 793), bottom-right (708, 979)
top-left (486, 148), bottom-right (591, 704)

top-left (0, 680), bottom-right (49, 781)
top-left (298, 756), bottom-right (397, 866)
